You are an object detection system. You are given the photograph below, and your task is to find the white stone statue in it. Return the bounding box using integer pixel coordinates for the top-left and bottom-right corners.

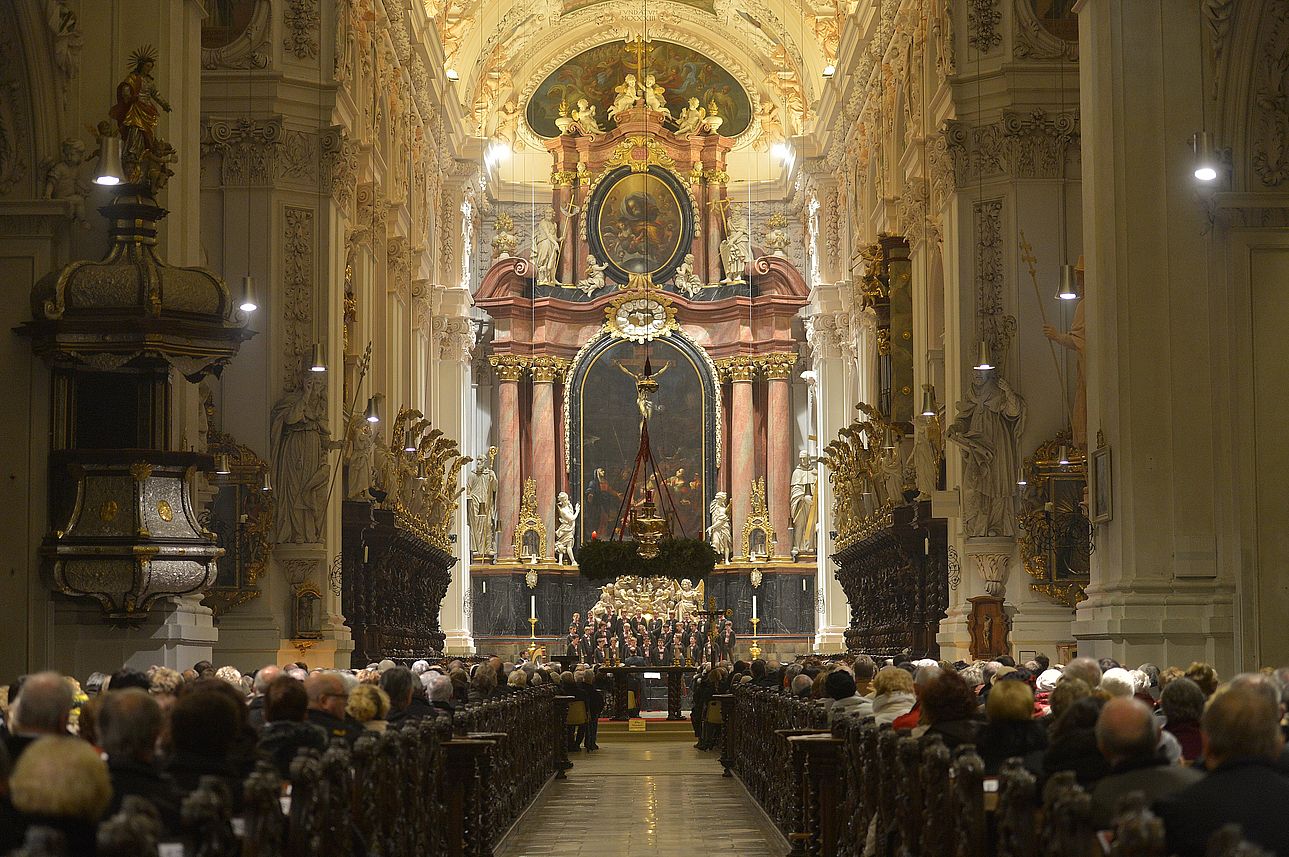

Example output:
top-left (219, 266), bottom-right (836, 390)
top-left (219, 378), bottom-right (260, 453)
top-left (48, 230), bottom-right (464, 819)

top-left (789, 451), bottom-right (817, 554)
top-left (879, 447), bottom-right (905, 507)
top-left (270, 372), bottom-right (333, 544)
top-left (577, 254), bottom-right (608, 297)
top-left (41, 139), bottom-right (90, 227)
top-left (946, 368), bottom-right (1027, 537)
top-left (466, 452), bottom-right (498, 557)
top-left (674, 253), bottom-right (703, 297)
top-left (608, 73), bottom-right (641, 120)
top-left (674, 578), bottom-right (700, 619)
top-left (673, 97), bottom-right (706, 136)
top-left (554, 491), bottom-right (580, 565)
top-left (708, 491), bottom-right (732, 564)
top-left (1042, 284), bottom-right (1086, 447)
top-left (532, 207), bottom-right (562, 285)
top-left (344, 413), bottom-right (375, 501)
top-left (908, 413), bottom-right (943, 499)
top-left (571, 98), bottom-right (603, 135)
top-left (642, 74), bottom-right (671, 118)
top-left (719, 209), bottom-right (749, 284)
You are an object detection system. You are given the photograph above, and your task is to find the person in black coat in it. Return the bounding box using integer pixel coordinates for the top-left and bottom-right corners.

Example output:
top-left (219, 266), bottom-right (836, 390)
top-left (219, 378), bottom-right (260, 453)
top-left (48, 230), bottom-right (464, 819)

top-left (976, 679), bottom-right (1047, 775)
top-left (98, 689), bottom-right (183, 832)
top-left (163, 688), bottom-right (247, 812)
top-left (256, 676), bottom-right (327, 780)
top-left (575, 670), bottom-right (604, 751)
top-left (304, 672), bottom-right (359, 744)
top-left (1156, 685), bottom-right (1289, 857)
top-left (1042, 695), bottom-right (1111, 788)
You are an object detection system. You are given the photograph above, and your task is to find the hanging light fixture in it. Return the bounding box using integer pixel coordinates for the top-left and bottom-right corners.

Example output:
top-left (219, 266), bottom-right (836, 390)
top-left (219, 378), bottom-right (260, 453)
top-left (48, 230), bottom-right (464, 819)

top-left (239, 275), bottom-right (258, 313)
top-left (93, 136), bottom-right (126, 186)
top-left (883, 427), bottom-right (896, 450)
top-left (260, 471), bottom-right (272, 492)
top-left (920, 386), bottom-right (937, 417)
top-left (822, 63), bottom-right (836, 78)
top-left (309, 342), bottom-right (327, 373)
top-left (1016, 469), bottom-right (1028, 488)
top-left (214, 453), bottom-right (232, 475)
top-left (1192, 131), bottom-right (1218, 182)
top-left (1058, 445), bottom-right (1070, 466)
top-left (973, 341), bottom-right (994, 371)
top-left (445, 68), bottom-right (460, 82)
top-left (403, 430), bottom-right (417, 454)
top-left (364, 393), bottom-right (383, 424)
top-left (1056, 264), bottom-right (1079, 301)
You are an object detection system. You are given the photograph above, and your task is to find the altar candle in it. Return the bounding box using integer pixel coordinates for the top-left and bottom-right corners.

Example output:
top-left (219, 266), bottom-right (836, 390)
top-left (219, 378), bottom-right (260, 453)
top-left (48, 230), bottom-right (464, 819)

top-left (752, 595), bottom-right (758, 619)
top-left (531, 594), bottom-right (536, 619)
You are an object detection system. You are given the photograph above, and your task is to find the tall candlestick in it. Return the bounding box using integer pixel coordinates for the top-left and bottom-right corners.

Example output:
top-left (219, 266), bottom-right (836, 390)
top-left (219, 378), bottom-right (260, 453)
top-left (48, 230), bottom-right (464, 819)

top-left (752, 595), bottom-right (757, 619)
top-left (531, 594), bottom-right (536, 619)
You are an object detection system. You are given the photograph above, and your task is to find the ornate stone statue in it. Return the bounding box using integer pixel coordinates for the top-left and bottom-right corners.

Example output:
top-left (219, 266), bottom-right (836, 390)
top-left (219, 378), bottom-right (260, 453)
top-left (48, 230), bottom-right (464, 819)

top-left (708, 491), bottom-right (732, 564)
top-left (719, 209), bottom-right (749, 284)
top-left (763, 211), bottom-right (790, 257)
top-left (909, 412), bottom-right (943, 499)
top-left (344, 413), bottom-right (375, 501)
top-left (674, 253), bottom-right (703, 297)
top-left (467, 447), bottom-right (498, 557)
top-left (674, 578), bottom-right (700, 618)
top-left (576, 254), bottom-right (608, 297)
top-left (531, 207), bottom-right (562, 286)
top-left (789, 450), bottom-right (817, 554)
top-left (673, 97), bottom-right (706, 136)
top-left (1042, 264), bottom-right (1086, 447)
top-left (492, 211), bottom-right (518, 259)
top-left (946, 368), bottom-right (1027, 537)
top-left (608, 73), bottom-right (641, 120)
top-left (642, 74), bottom-right (671, 118)
top-left (41, 139), bottom-right (90, 227)
top-left (109, 45), bottom-right (172, 188)
top-left (571, 98), bottom-right (603, 136)
top-left (493, 99), bottom-right (520, 150)
top-left (553, 491), bottom-right (580, 565)
top-left (270, 372), bottom-right (332, 544)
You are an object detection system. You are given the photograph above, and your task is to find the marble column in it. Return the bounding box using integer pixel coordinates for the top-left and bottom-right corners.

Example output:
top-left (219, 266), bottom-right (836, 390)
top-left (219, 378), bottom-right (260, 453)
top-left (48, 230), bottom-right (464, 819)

top-left (725, 357), bottom-right (757, 556)
top-left (490, 355), bottom-right (527, 560)
top-left (529, 357), bottom-right (567, 556)
top-left (435, 306), bottom-right (476, 653)
top-left (762, 353), bottom-right (796, 558)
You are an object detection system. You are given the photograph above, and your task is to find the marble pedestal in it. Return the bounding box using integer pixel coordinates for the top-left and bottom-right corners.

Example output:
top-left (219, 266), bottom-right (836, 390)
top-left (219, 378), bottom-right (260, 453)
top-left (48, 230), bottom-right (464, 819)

top-left (51, 594), bottom-right (218, 677)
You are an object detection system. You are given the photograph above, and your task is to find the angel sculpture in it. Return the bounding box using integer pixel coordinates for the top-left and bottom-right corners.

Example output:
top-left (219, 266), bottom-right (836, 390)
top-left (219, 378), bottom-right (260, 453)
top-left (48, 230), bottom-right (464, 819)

top-left (577, 254), bottom-right (609, 297)
top-left (608, 74), bottom-right (641, 120)
top-left (673, 97), bottom-right (706, 136)
top-left (571, 98), bottom-right (603, 136)
top-left (674, 253), bottom-right (703, 297)
top-left (554, 492), bottom-right (581, 565)
top-left (642, 74), bottom-right (671, 118)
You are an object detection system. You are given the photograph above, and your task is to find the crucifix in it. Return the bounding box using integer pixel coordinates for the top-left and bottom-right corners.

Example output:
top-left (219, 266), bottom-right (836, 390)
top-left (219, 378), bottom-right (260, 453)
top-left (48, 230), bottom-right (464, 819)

top-left (624, 36), bottom-right (652, 80)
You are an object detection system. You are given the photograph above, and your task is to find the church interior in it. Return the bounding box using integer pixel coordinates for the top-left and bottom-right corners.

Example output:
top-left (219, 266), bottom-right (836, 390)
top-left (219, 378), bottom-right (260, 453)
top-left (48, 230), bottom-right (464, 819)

top-left (2, 0), bottom-right (1289, 855)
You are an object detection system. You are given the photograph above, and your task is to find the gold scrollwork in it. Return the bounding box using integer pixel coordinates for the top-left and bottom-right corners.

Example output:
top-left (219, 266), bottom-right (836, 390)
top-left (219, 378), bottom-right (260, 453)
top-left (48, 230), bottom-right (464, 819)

top-left (1017, 429), bottom-right (1091, 608)
top-left (740, 478), bottom-right (777, 560)
top-left (512, 478), bottom-right (548, 562)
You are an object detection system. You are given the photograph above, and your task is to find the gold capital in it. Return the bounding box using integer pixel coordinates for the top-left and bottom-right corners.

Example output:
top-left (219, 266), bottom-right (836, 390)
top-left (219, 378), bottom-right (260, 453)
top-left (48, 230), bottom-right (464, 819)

top-left (489, 354), bottom-right (529, 382)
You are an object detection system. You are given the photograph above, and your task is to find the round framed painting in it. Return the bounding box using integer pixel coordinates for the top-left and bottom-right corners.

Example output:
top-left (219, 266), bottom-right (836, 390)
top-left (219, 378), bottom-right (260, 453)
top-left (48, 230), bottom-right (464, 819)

top-left (586, 165), bottom-right (694, 285)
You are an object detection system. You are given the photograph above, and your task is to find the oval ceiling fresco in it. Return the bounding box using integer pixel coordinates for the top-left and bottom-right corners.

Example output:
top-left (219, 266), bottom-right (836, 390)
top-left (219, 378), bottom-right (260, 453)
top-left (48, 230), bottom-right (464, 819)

top-left (526, 40), bottom-right (753, 139)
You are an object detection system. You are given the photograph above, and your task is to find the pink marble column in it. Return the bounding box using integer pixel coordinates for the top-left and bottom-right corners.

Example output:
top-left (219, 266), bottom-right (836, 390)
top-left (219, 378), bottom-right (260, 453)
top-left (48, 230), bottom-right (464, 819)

top-left (763, 354), bottom-right (795, 558)
top-left (727, 358), bottom-right (756, 556)
top-left (530, 357), bottom-right (563, 558)
top-left (490, 355), bottom-right (526, 560)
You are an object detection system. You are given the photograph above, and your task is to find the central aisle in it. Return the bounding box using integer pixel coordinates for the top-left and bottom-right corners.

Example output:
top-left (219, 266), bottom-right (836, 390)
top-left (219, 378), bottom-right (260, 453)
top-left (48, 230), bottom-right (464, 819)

top-left (494, 728), bottom-right (785, 856)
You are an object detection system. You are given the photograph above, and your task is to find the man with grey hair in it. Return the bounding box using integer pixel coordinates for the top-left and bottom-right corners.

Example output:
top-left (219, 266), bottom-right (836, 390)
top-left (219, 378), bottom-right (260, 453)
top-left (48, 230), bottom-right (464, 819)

top-left (5, 672), bottom-right (72, 761)
top-left (99, 688), bottom-right (183, 832)
top-left (791, 674), bottom-right (813, 698)
top-left (1089, 697), bottom-right (1199, 828)
top-left (305, 671), bottom-right (357, 743)
top-left (1062, 656), bottom-right (1102, 689)
top-left (424, 672), bottom-right (455, 717)
top-left (246, 664), bottom-right (282, 731)
top-left (1157, 685), bottom-right (1289, 857)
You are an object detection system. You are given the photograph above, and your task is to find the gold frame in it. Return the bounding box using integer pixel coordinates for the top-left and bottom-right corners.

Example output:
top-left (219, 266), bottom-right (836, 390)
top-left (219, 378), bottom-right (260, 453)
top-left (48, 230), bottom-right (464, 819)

top-left (740, 477), bottom-right (776, 561)
top-left (1018, 430), bottom-right (1091, 608)
top-left (603, 288), bottom-right (679, 342)
top-left (512, 477), bottom-right (549, 563)
top-left (1089, 431), bottom-right (1112, 524)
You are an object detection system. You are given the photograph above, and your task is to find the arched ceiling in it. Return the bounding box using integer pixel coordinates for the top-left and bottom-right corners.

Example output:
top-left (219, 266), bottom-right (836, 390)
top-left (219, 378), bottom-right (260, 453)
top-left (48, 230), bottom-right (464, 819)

top-left (422, 0), bottom-right (846, 151)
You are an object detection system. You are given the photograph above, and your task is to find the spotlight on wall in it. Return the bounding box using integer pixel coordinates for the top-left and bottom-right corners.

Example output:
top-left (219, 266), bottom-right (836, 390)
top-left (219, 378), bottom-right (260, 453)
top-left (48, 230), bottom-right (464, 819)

top-left (214, 453), bottom-right (232, 475)
top-left (308, 343), bottom-right (327, 373)
top-left (445, 68), bottom-right (460, 82)
top-left (973, 341), bottom-right (994, 371)
top-left (239, 275), bottom-right (258, 313)
top-left (822, 63), bottom-right (836, 79)
top-left (1056, 264), bottom-right (1079, 301)
top-left (93, 136), bottom-right (125, 186)
top-left (364, 393), bottom-right (383, 424)
top-left (1192, 131), bottom-right (1218, 182)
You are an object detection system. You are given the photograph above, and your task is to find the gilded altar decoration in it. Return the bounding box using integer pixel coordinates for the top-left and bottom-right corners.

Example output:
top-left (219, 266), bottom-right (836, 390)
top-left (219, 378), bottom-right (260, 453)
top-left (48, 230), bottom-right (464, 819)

top-left (741, 478), bottom-right (776, 561)
top-left (108, 46), bottom-right (175, 194)
top-left (764, 211), bottom-right (791, 257)
top-left (201, 426), bottom-right (274, 617)
top-left (513, 477), bottom-right (548, 562)
top-left (375, 407), bottom-right (472, 554)
top-left (589, 576), bottom-right (703, 622)
top-left (604, 288), bottom-right (678, 343)
top-left (1018, 431), bottom-right (1092, 608)
top-left (822, 403), bottom-right (909, 552)
top-left (491, 212), bottom-right (518, 259)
